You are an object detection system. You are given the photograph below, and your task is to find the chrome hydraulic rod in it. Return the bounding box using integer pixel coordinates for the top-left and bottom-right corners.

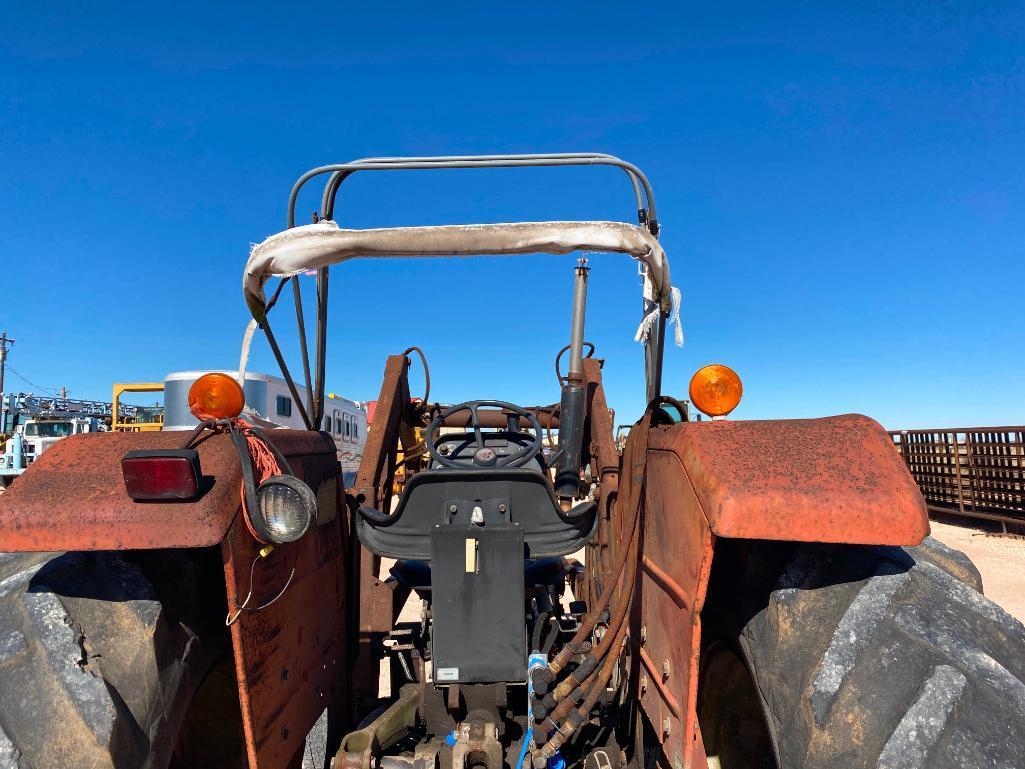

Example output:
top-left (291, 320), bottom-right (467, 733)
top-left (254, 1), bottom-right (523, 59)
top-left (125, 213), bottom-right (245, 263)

top-left (556, 258), bottom-right (589, 499)
top-left (568, 258), bottom-right (589, 376)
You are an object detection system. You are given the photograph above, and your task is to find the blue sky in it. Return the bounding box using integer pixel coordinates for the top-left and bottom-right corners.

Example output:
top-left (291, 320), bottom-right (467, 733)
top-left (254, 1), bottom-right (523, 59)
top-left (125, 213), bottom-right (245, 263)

top-left (1, 3), bottom-right (1022, 429)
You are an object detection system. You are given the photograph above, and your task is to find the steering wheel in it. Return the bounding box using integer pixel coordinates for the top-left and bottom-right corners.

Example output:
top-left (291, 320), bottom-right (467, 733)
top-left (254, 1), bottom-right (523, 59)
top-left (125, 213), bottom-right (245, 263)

top-left (426, 400), bottom-right (543, 469)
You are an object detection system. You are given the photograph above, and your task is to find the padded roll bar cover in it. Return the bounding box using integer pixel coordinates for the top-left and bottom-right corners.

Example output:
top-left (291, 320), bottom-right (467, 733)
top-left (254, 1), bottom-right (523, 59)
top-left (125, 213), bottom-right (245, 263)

top-left (243, 220), bottom-right (671, 319)
top-left (646, 414), bottom-right (928, 545)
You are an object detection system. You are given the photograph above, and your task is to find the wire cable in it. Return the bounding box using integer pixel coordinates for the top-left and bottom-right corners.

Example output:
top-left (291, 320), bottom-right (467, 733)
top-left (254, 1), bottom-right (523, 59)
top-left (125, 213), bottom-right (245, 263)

top-left (4, 366), bottom-right (60, 396)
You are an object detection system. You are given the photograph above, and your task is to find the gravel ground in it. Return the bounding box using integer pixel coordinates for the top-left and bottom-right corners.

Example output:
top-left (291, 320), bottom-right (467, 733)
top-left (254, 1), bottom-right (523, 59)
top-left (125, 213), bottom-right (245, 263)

top-left (929, 516), bottom-right (1025, 623)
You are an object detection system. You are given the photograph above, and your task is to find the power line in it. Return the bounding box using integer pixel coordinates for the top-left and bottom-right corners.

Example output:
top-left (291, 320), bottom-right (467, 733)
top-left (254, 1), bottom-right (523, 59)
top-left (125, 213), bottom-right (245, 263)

top-left (4, 365), bottom-right (60, 397)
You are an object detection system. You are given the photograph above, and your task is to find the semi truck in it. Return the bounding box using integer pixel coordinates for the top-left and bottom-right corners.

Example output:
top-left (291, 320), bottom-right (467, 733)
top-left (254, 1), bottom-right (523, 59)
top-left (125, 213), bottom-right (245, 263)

top-left (0, 414), bottom-right (107, 486)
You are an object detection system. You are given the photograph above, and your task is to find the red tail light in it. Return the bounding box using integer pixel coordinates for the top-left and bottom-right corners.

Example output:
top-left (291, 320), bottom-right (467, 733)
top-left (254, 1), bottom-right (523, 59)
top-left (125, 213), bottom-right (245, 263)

top-left (121, 449), bottom-right (202, 501)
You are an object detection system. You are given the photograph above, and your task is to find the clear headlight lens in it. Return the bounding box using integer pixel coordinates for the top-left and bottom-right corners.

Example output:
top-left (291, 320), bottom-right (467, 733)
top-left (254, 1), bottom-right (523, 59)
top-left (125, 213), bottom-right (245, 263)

top-left (254, 475), bottom-right (317, 543)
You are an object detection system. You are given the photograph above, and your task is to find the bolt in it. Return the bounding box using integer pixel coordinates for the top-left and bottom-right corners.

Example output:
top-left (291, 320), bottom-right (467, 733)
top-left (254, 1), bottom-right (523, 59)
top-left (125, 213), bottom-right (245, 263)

top-left (662, 659), bottom-right (671, 680)
top-left (662, 717), bottom-right (671, 738)
top-left (640, 675), bottom-right (648, 695)
top-left (449, 504), bottom-right (458, 514)
top-left (640, 625), bottom-right (647, 643)
top-left (498, 503), bottom-right (507, 513)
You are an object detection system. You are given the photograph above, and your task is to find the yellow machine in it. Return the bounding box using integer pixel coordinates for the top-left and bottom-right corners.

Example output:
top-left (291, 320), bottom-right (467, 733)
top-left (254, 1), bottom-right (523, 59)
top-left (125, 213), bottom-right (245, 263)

top-left (111, 382), bottom-right (164, 431)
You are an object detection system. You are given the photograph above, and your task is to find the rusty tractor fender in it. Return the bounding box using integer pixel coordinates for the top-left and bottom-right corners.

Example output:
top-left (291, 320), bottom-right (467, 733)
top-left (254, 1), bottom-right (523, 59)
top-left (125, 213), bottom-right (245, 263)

top-left (632, 413), bottom-right (928, 768)
top-left (0, 428), bottom-right (351, 769)
top-left (0, 430), bottom-right (246, 550)
top-left (0, 428), bottom-right (347, 550)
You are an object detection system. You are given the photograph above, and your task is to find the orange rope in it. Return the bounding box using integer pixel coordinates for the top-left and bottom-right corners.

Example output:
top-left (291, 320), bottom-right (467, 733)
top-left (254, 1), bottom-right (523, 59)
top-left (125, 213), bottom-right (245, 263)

top-left (236, 418), bottom-right (283, 541)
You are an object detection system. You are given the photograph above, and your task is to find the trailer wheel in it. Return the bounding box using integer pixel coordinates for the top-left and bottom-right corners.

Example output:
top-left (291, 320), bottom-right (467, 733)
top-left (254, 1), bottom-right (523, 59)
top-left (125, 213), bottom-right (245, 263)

top-left (0, 549), bottom-right (244, 769)
top-left (699, 536), bottom-right (1025, 769)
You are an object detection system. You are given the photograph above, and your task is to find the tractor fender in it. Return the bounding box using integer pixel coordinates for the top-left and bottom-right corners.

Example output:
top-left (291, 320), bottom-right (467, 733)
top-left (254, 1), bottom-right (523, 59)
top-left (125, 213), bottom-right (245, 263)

top-left (634, 414), bottom-right (928, 767)
top-left (647, 413), bottom-right (928, 545)
top-left (0, 427), bottom-right (349, 769)
top-left (0, 428), bottom-right (338, 551)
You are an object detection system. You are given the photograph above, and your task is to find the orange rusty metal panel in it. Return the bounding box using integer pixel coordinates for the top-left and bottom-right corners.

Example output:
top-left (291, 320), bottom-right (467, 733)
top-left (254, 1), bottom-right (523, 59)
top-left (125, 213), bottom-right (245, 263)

top-left (639, 449), bottom-right (714, 769)
top-left (349, 355), bottom-right (413, 708)
top-left (647, 414), bottom-right (928, 545)
top-left (223, 430), bottom-right (349, 769)
top-left (0, 430), bottom-right (242, 550)
top-left (581, 357), bottom-right (619, 611)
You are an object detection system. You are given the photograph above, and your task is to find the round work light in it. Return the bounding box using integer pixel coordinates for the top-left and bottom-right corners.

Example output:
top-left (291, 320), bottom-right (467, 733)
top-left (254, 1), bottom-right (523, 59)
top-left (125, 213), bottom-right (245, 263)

top-left (252, 475), bottom-right (318, 543)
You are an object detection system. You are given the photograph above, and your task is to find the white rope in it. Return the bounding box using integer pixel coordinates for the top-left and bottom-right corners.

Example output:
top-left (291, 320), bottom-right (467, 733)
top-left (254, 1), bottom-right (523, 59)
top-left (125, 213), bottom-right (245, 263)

top-left (634, 269), bottom-right (684, 347)
top-left (237, 317), bottom-right (258, 387)
top-left (670, 286), bottom-right (684, 347)
top-left (634, 267), bottom-right (659, 343)
top-left (236, 316), bottom-right (297, 430)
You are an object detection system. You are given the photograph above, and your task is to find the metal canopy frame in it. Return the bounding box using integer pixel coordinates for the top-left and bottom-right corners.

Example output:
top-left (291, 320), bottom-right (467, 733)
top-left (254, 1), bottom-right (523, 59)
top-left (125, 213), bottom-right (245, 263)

top-left (259, 153), bottom-right (667, 431)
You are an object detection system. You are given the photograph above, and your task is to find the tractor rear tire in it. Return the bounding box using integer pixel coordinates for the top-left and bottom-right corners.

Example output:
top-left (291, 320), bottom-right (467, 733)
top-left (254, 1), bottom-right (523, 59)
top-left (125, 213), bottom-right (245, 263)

top-left (0, 548), bottom-right (241, 769)
top-left (700, 536), bottom-right (1025, 769)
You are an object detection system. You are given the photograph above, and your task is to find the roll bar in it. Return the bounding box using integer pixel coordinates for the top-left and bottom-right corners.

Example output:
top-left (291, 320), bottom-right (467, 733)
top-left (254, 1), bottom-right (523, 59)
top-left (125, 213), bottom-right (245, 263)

top-left (286, 153), bottom-right (659, 234)
top-left (259, 153), bottom-right (667, 431)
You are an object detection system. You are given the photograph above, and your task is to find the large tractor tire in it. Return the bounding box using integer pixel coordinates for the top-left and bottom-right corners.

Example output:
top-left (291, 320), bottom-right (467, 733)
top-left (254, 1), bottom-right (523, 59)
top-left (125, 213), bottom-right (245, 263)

top-left (0, 549), bottom-right (244, 769)
top-left (699, 536), bottom-right (1025, 769)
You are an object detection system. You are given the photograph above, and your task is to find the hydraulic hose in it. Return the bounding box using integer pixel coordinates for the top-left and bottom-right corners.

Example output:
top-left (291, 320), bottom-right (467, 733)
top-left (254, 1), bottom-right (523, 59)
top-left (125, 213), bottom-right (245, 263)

top-left (532, 413), bottom-right (651, 765)
top-left (544, 540), bottom-right (637, 708)
top-left (548, 478), bottom-right (641, 675)
top-left (531, 612), bottom-right (551, 653)
top-left (401, 346), bottom-right (431, 404)
top-left (534, 616), bottom-right (630, 766)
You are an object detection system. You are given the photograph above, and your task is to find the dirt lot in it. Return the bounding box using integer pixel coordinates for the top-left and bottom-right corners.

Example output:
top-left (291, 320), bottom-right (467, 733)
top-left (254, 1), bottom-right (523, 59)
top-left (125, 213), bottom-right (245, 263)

top-left (929, 516), bottom-right (1025, 623)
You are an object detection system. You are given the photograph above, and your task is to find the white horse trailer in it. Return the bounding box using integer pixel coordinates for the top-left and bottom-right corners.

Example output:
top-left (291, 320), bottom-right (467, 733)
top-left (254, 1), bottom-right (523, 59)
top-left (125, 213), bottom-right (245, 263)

top-left (163, 371), bottom-right (367, 486)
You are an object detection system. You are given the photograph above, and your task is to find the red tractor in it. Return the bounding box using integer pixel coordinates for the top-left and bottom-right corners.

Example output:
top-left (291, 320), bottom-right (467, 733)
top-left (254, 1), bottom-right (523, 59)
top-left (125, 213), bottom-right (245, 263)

top-left (1, 154), bottom-right (1022, 769)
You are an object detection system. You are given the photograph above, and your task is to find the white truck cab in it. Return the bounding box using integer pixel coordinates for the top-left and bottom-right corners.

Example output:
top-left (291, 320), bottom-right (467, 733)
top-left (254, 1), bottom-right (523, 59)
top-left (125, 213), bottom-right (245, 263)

top-left (1, 416), bottom-right (106, 485)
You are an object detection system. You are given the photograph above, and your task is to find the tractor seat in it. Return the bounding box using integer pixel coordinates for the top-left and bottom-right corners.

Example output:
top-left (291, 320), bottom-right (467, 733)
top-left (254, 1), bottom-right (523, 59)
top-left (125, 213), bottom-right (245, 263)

top-left (356, 466), bottom-right (596, 561)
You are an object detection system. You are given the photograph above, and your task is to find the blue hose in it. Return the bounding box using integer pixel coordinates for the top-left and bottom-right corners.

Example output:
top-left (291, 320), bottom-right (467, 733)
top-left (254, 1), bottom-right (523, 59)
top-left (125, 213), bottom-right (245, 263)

top-left (514, 729), bottom-right (531, 769)
top-left (520, 651), bottom-right (549, 769)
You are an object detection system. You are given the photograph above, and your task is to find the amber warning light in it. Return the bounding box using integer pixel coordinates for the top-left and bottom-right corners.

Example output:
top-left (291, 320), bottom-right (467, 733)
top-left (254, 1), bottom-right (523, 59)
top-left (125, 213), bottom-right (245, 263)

top-left (188, 373), bottom-right (245, 421)
top-left (689, 364), bottom-right (743, 419)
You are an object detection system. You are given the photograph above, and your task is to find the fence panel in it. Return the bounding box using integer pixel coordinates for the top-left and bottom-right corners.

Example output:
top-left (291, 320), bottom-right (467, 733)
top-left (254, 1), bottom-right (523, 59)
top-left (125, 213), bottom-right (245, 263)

top-left (890, 427), bottom-right (1025, 525)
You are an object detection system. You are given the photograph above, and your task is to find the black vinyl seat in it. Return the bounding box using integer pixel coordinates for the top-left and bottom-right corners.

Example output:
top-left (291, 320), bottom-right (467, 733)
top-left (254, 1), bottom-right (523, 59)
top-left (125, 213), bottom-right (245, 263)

top-left (356, 411), bottom-right (595, 684)
top-left (356, 466), bottom-right (596, 561)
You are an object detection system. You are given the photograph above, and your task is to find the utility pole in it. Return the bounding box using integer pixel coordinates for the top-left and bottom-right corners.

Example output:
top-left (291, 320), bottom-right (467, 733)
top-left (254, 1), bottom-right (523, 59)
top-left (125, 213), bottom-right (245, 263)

top-left (0, 331), bottom-right (14, 395)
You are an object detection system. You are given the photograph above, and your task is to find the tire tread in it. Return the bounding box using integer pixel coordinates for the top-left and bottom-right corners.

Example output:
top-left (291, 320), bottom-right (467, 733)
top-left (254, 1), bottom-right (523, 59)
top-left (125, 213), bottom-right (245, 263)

top-left (725, 539), bottom-right (1025, 769)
